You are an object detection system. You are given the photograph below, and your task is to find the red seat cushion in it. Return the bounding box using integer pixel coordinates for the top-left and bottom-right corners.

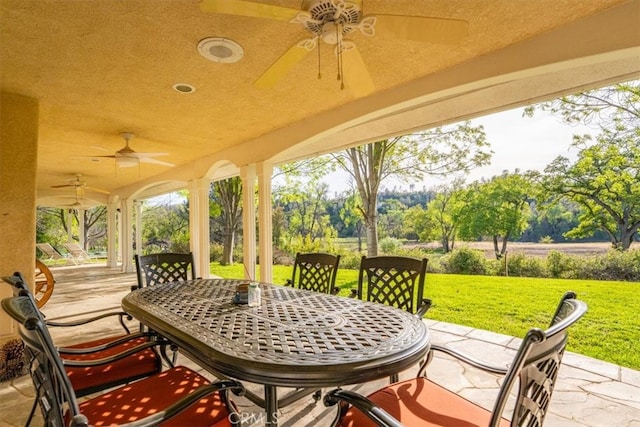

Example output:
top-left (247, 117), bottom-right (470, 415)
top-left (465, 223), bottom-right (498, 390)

top-left (340, 377), bottom-right (510, 427)
top-left (61, 335), bottom-right (161, 394)
top-left (71, 366), bottom-right (234, 426)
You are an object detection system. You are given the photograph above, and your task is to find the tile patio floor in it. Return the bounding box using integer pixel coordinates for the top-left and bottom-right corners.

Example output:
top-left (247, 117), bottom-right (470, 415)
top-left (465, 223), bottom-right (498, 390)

top-left (1, 264), bottom-right (638, 426)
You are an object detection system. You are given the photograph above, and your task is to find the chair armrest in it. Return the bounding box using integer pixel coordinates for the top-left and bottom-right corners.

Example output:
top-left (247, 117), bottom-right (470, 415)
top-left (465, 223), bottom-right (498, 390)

top-left (46, 311), bottom-right (133, 334)
top-left (429, 343), bottom-right (509, 375)
top-left (60, 339), bottom-right (170, 367)
top-left (56, 332), bottom-right (154, 354)
top-left (324, 388), bottom-right (403, 427)
top-left (415, 298), bottom-right (432, 317)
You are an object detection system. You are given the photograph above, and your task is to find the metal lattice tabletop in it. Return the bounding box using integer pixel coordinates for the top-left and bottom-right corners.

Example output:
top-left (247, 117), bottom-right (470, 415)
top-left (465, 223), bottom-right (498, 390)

top-left (122, 279), bottom-right (430, 388)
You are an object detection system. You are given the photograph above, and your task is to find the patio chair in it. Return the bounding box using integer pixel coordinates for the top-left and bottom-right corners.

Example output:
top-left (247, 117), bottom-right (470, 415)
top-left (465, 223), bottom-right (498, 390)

top-left (354, 255), bottom-right (431, 382)
top-left (62, 242), bottom-right (96, 265)
top-left (286, 252), bottom-right (341, 294)
top-left (356, 255), bottom-right (430, 316)
top-left (3, 273), bottom-right (169, 425)
top-left (135, 252), bottom-right (196, 289)
top-left (134, 252), bottom-right (196, 363)
top-left (36, 242), bottom-right (68, 265)
top-left (1, 291), bottom-right (245, 427)
top-left (324, 291), bottom-right (588, 427)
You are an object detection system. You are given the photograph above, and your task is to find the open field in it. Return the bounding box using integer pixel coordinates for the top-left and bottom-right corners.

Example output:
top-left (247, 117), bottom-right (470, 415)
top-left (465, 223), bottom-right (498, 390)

top-left (339, 238), bottom-right (623, 258)
top-left (455, 241), bottom-right (617, 258)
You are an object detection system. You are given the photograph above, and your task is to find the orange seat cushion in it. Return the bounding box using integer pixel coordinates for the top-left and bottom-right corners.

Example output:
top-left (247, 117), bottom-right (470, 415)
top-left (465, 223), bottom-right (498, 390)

top-left (71, 366), bottom-right (234, 426)
top-left (62, 335), bottom-right (161, 394)
top-left (341, 377), bottom-right (510, 427)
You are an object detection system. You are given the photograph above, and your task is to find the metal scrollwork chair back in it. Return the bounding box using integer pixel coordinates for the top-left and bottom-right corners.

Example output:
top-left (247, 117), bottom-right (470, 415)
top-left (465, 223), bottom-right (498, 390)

top-left (135, 252), bottom-right (196, 289)
top-left (3, 273), bottom-right (165, 387)
top-left (357, 255), bottom-right (429, 314)
top-left (287, 252), bottom-right (341, 295)
top-left (324, 292), bottom-right (588, 427)
top-left (1, 292), bottom-right (244, 427)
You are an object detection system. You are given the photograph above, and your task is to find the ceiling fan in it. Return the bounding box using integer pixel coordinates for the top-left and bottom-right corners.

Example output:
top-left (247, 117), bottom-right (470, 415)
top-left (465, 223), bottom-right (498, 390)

top-left (82, 132), bottom-right (174, 168)
top-left (199, 0), bottom-right (468, 96)
top-left (51, 173), bottom-right (110, 195)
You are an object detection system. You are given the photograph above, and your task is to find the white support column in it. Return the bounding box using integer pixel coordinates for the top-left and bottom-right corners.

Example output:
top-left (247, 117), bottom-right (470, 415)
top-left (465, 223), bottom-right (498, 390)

top-left (241, 165), bottom-right (257, 281)
top-left (117, 206), bottom-right (123, 265)
top-left (106, 202), bottom-right (118, 267)
top-left (78, 209), bottom-right (85, 249)
top-left (121, 198), bottom-right (134, 273)
top-left (66, 211), bottom-right (73, 242)
top-left (189, 178), bottom-right (211, 279)
top-left (135, 201), bottom-right (142, 258)
top-left (257, 161), bottom-right (273, 283)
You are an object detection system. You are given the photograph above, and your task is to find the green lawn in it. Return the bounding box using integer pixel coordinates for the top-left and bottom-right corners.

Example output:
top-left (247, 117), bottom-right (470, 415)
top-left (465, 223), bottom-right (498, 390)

top-left (210, 262), bottom-right (640, 370)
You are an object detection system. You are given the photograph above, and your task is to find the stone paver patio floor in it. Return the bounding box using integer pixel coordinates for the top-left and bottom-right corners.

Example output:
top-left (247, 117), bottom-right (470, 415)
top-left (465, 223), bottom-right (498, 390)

top-left (1, 264), bottom-right (638, 426)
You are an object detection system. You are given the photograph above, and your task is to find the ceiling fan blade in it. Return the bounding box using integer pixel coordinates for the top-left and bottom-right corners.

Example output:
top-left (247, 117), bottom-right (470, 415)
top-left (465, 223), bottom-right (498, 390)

top-left (130, 152), bottom-right (169, 159)
top-left (51, 184), bottom-right (75, 189)
top-left (254, 40), bottom-right (313, 89)
top-left (341, 44), bottom-right (374, 97)
top-left (74, 155), bottom-right (117, 160)
top-left (139, 158), bottom-right (175, 167)
top-left (199, 0), bottom-right (301, 21)
top-left (373, 15), bottom-right (468, 44)
top-left (86, 186), bottom-right (110, 195)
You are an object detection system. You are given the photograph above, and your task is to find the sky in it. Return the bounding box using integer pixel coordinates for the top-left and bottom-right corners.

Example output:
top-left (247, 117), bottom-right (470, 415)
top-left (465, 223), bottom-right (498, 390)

top-left (323, 106), bottom-right (592, 193)
top-left (151, 105), bottom-right (593, 204)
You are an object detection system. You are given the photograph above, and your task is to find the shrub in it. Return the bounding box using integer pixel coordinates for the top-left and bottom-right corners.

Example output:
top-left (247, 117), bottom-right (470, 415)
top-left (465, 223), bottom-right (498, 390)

top-left (379, 237), bottom-right (402, 254)
top-left (546, 250), bottom-right (576, 278)
top-left (209, 243), bottom-right (223, 262)
top-left (498, 252), bottom-right (547, 277)
top-left (440, 247), bottom-right (489, 275)
top-left (539, 235), bottom-right (554, 243)
top-left (338, 250), bottom-right (365, 269)
top-left (575, 249), bottom-right (640, 281)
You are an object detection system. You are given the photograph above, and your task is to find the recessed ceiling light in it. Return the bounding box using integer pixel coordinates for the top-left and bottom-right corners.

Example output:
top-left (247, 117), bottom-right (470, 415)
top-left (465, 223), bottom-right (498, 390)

top-left (172, 83), bottom-right (196, 94)
top-left (198, 37), bottom-right (244, 63)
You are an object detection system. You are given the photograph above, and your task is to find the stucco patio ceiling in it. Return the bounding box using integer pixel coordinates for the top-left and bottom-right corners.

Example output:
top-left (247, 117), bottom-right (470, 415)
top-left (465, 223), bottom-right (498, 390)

top-left (2, 0), bottom-right (639, 207)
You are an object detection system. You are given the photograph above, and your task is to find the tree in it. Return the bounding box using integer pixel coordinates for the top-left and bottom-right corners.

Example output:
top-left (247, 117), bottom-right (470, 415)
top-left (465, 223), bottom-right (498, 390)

top-left (377, 198), bottom-right (407, 239)
top-left (543, 134), bottom-right (640, 250)
top-left (338, 190), bottom-right (365, 252)
top-left (457, 171), bottom-right (538, 259)
top-left (402, 205), bottom-right (433, 242)
top-left (273, 177), bottom-right (337, 252)
top-left (425, 181), bottom-right (465, 252)
top-left (36, 206), bottom-right (106, 251)
top-left (140, 200), bottom-right (189, 253)
top-left (210, 177), bottom-right (243, 265)
top-left (81, 206), bottom-right (107, 249)
top-left (527, 80), bottom-right (640, 249)
top-left (329, 122), bottom-right (490, 256)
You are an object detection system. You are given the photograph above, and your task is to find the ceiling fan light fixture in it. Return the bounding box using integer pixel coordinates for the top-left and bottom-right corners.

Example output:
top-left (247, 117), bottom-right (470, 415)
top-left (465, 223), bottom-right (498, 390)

top-left (116, 156), bottom-right (139, 168)
top-left (198, 37), bottom-right (244, 63)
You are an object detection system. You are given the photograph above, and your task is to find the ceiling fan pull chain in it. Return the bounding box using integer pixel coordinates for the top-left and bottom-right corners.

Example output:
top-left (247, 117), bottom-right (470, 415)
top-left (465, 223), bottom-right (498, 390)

top-left (336, 23), bottom-right (342, 81)
top-left (317, 40), bottom-right (322, 80)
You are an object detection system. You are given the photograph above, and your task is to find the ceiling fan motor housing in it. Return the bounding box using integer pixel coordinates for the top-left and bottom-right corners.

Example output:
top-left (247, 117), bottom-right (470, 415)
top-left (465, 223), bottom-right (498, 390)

top-left (303, 0), bottom-right (361, 43)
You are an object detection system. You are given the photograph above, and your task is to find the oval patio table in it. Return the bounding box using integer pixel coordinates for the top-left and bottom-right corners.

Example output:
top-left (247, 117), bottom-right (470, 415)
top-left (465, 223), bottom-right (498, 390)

top-left (122, 278), bottom-right (430, 426)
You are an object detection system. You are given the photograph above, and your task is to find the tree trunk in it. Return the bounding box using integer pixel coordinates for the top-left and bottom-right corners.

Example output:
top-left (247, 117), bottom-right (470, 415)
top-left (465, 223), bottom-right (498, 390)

top-left (221, 231), bottom-right (234, 265)
top-left (500, 236), bottom-right (509, 258)
top-left (620, 227), bottom-right (637, 251)
top-left (492, 235), bottom-right (501, 259)
top-left (442, 235), bottom-right (450, 253)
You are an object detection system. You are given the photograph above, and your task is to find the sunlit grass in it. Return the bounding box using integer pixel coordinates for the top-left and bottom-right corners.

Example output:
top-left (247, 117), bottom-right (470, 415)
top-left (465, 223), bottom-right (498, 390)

top-left (210, 262), bottom-right (640, 370)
